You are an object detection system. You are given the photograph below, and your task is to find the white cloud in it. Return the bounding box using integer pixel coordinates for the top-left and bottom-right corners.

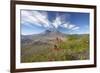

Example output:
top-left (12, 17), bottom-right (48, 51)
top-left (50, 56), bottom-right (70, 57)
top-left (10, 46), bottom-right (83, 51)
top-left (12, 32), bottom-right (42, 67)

top-left (21, 11), bottom-right (42, 27)
top-left (52, 13), bottom-right (71, 29)
top-left (62, 23), bottom-right (69, 28)
top-left (21, 10), bottom-right (51, 28)
top-left (60, 22), bottom-right (78, 30)
top-left (52, 16), bottom-right (62, 28)
top-left (31, 11), bottom-right (50, 27)
top-left (72, 26), bottom-right (80, 30)
top-left (68, 24), bottom-right (75, 29)
top-left (21, 10), bottom-right (80, 31)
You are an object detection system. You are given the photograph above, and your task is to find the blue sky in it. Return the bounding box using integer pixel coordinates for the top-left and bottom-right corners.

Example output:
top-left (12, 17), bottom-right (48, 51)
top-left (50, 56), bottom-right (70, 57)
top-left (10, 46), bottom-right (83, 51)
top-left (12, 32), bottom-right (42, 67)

top-left (21, 10), bottom-right (89, 35)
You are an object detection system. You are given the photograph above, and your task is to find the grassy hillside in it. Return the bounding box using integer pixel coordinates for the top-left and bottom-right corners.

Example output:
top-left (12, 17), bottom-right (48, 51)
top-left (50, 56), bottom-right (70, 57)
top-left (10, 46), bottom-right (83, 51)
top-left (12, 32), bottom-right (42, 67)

top-left (21, 34), bottom-right (89, 63)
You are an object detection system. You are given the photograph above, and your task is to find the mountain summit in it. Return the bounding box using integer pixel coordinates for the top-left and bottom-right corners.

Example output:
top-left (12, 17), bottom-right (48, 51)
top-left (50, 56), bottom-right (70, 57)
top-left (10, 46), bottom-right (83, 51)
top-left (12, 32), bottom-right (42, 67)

top-left (40, 29), bottom-right (66, 38)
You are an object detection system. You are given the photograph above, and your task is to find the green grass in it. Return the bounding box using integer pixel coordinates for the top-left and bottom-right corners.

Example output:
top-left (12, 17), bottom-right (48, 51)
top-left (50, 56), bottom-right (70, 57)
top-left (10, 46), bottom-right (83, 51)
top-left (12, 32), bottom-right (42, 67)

top-left (21, 34), bottom-right (89, 63)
